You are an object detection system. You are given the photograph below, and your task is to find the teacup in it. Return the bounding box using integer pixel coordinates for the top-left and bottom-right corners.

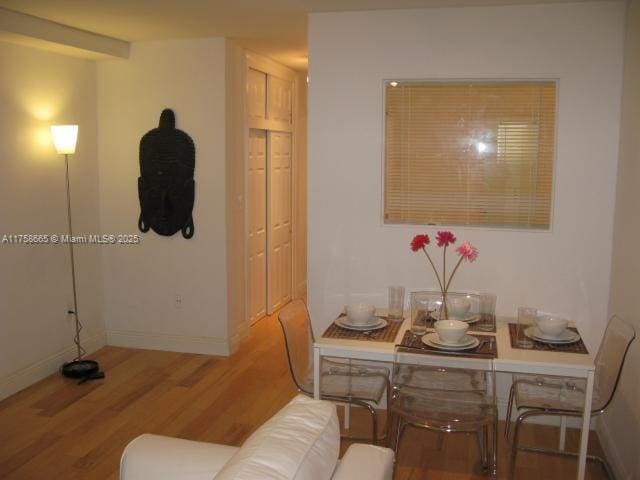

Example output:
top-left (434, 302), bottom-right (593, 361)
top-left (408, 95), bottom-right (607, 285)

top-left (346, 304), bottom-right (376, 325)
top-left (435, 319), bottom-right (469, 344)
top-left (447, 296), bottom-right (471, 319)
top-left (537, 315), bottom-right (568, 338)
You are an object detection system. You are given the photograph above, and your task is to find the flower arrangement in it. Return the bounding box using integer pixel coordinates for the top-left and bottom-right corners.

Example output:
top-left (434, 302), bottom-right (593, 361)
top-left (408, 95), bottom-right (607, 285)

top-left (410, 231), bottom-right (478, 318)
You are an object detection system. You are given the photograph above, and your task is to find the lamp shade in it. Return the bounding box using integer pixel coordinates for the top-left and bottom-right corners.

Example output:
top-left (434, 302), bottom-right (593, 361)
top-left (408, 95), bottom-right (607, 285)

top-left (51, 125), bottom-right (78, 154)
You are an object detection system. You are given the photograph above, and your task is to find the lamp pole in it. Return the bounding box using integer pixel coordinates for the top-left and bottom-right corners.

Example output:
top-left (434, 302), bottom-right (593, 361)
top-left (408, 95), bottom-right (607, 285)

top-left (63, 152), bottom-right (84, 361)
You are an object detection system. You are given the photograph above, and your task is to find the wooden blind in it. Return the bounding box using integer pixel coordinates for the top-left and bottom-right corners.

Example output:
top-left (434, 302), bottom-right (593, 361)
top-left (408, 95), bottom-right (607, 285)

top-left (384, 81), bottom-right (556, 229)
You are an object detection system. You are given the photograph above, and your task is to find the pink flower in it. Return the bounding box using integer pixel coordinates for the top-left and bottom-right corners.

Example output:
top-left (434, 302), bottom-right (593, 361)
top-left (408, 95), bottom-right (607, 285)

top-left (410, 234), bottom-right (430, 251)
top-left (456, 241), bottom-right (479, 262)
top-left (436, 231), bottom-right (456, 247)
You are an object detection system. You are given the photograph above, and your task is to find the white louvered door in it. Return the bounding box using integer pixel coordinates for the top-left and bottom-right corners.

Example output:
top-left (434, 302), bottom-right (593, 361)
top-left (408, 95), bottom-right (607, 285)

top-left (267, 131), bottom-right (292, 312)
top-left (247, 130), bottom-right (267, 324)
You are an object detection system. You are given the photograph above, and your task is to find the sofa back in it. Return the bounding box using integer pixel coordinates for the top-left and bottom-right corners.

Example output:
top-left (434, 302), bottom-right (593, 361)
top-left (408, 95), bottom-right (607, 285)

top-left (214, 395), bottom-right (340, 480)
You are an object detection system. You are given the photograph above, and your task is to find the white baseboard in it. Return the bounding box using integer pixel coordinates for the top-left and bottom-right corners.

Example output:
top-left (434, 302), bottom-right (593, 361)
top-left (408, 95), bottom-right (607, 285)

top-left (106, 329), bottom-right (230, 356)
top-left (0, 332), bottom-right (107, 401)
top-left (228, 322), bottom-right (250, 354)
top-left (597, 417), bottom-right (631, 480)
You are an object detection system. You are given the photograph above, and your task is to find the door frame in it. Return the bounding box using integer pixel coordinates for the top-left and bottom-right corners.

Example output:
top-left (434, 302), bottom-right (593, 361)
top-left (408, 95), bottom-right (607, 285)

top-left (244, 51), bottom-right (297, 322)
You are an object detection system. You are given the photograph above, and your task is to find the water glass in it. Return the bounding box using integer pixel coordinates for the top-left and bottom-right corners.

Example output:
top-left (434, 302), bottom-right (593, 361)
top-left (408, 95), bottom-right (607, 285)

top-left (517, 307), bottom-right (537, 348)
top-left (410, 292), bottom-right (432, 336)
top-left (477, 293), bottom-right (497, 332)
top-left (388, 286), bottom-right (405, 322)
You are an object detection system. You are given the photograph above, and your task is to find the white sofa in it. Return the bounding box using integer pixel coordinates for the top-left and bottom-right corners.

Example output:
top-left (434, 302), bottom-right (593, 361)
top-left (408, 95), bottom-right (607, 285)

top-left (121, 394), bottom-right (395, 480)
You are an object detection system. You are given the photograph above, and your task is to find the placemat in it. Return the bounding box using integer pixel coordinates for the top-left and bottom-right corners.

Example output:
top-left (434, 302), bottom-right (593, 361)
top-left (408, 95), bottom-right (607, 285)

top-left (397, 331), bottom-right (497, 359)
top-left (322, 316), bottom-right (404, 342)
top-left (508, 323), bottom-right (589, 354)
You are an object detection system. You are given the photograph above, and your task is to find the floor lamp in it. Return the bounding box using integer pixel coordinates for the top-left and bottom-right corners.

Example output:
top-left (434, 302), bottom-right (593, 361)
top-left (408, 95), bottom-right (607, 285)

top-left (51, 125), bottom-right (104, 383)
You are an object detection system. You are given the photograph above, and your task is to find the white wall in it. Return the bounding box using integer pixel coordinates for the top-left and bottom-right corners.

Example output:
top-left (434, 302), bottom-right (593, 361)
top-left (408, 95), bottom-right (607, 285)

top-left (294, 72), bottom-right (308, 300)
top-left (307, 2), bottom-right (625, 352)
top-left (0, 42), bottom-right (104, 399)
top-left (601, 1), bottom-right (640, 479)
top-left (97, 38), bottom-right (231, 355)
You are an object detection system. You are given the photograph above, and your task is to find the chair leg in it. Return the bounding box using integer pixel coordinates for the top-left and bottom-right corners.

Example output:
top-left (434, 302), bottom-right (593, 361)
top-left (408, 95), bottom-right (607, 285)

top-left (476, 428), bottom-right (488, 469)
top-left (509, 411), bottom-right (526, 479)
top-left (436, 432), bottom-right (445, 451)
top-left (510, 409), bottom-right (545, 479)
top-left (387, 411), bottom-right (398, 451)
top-left (504, 384), bottom-right (516, 441)
top-left (360, 401), bottom-right (378, 445)
top-left (491, 415), bottom-right (498, 478)
top-left (393, 418), bottom-right (408, 454)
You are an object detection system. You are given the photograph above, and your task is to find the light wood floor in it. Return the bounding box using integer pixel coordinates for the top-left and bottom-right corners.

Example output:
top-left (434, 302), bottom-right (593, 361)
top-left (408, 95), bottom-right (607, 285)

top-left (0, 312), bottom-right (609, 479)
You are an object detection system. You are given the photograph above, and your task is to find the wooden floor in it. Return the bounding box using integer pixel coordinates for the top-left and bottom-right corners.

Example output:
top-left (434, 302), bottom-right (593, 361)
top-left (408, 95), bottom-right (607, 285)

top-left (0, 312), bottom-right (609, 479)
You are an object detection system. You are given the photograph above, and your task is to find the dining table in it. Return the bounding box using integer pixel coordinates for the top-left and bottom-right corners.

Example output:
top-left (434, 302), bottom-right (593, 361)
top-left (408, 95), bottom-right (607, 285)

top-left (313, 310), bottom-right (596, 480)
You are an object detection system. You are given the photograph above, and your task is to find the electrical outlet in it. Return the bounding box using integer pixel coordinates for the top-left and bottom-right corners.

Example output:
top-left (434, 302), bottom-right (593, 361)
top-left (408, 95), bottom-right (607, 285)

top-left (175, 294), bottom-right (183, 309)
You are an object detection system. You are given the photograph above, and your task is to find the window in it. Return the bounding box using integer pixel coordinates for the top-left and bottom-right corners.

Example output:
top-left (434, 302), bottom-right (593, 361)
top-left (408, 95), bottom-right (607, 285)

top-left (384, 81), bottom-right (556, 229)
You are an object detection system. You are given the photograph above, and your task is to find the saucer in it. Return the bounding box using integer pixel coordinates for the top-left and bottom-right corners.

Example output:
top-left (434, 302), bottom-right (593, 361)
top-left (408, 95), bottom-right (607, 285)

top-left (335, 316), bottom-right (388, 331)
top-left (524, 326), bottom-right (581, 344)
top-left (422, 333), bottom-right (480, 350)
top-left (432, 311), bottom-right (481, 324)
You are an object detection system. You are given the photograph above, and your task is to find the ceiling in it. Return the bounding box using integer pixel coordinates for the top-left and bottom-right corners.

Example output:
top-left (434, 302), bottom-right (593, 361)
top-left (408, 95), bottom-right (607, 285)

top-left (0, 0), bottom-right (611, 70)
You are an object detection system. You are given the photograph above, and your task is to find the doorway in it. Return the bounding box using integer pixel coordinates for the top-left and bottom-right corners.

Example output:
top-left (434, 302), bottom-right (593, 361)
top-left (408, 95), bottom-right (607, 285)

top-left (246, 56), bottom-right (298, 325)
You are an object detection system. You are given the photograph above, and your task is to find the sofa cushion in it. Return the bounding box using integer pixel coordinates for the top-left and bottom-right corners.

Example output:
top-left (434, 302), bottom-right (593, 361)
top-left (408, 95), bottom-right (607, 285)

top-left (331, 444), bottom-right (395, 480)
top-left (214, 395), bottom-right (339, 480)
top-left (120, 434), bottom-right (239, 480)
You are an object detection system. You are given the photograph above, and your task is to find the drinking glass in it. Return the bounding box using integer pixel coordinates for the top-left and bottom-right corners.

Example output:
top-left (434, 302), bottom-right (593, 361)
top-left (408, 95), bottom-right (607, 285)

top-left (388, 286), bottom-right (405, 322)
top-left (477, 293), bottom-right (497, 332)
top-left (410, 292), bottom-right (433, 336)
top-left (517, 307), bottom-right (537, 348)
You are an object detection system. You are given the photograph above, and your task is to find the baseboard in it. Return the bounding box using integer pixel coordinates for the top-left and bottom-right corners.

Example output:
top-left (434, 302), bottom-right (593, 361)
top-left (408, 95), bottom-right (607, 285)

top-left (106, 329), bottom-right (230, 356)
top-left (228, 322), bottom-right (250, 354)
top-left (597, 417), bottom-right (631, 480)
top-left (0, 332), bottom-right (107, 401)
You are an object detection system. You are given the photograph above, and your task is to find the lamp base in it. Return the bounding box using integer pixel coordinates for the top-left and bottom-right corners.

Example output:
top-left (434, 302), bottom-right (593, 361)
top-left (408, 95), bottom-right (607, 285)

top-left (61, 360), bottom-right (104, 383)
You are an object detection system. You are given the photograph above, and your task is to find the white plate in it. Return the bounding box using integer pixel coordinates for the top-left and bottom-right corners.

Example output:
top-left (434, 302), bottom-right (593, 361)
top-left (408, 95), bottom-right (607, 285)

top-left (334, 316), bottom-right (388, 331)
top-left (422, 333), bottom-right (480, 351)
top-left (432, 311), bottom-right (481, 324)
top-left (428, 333), bottom-right (477, 348)
top-left (524, 326), bottom-right (581, 344)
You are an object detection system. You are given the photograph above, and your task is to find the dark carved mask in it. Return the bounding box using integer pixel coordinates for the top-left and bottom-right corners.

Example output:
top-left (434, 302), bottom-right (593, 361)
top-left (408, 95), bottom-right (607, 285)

top-left (138, 109), bottom-right (195, 238)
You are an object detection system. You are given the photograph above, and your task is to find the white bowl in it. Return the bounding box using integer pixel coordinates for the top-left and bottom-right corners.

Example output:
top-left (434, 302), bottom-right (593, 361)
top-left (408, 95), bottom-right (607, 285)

top-left (447, 296), bottom-right (471, 319)
top-left (435, 319), bottom-right (469, 344)
top-left (346, 304), bottom-right (376, 325)
top-left (537, 315), bottom-right (568, 338)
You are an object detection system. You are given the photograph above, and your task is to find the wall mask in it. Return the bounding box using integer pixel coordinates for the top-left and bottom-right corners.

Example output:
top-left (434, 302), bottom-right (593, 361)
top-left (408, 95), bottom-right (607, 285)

top-left (138, 109), bottom-right (195, 239)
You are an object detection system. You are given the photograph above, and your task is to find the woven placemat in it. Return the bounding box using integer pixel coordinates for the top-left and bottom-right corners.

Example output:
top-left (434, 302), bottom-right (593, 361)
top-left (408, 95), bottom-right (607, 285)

top-left (322, 316), bottom-right (404, 342)
top-left (508, 323), bottom-right (589, 354)
top-left (397, 331), bottom-right (497, 359)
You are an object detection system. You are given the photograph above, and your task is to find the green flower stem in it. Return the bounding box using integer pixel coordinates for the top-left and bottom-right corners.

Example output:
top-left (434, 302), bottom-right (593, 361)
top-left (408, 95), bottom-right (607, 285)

top-left (444, 256), bottom-right (465, 293)
top-left (421, 247), bottom-right (444, 292)
top-left (442, 245), bottom-right (447, 292)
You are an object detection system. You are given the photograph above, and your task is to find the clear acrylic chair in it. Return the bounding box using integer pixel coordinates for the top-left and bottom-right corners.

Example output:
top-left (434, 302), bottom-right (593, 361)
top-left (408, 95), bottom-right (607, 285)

top-left (391, 346), bottom-right (498, 477)
top-left (505, 315), bottom-right (636, 478)
top-left (277, 299), bottom-right (390, 444)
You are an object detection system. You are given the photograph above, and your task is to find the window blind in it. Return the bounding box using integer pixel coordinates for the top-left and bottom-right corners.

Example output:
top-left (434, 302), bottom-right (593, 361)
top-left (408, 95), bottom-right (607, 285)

top-left (384, 81), bottom-right (556, 229)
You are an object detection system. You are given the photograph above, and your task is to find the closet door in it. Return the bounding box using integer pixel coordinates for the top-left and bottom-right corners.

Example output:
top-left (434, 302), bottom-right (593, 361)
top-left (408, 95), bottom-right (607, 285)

top-left (247, 129), bottom-right (267, 324)
top-left (267, 131), bottom-right (292, 312)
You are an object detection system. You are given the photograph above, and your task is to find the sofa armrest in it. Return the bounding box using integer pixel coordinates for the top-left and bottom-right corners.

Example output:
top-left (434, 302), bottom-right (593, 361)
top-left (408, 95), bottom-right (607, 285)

top-left (332, 444), bottom-right (394, 480)
top-left (121, 434), bottom-right (239, 480)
